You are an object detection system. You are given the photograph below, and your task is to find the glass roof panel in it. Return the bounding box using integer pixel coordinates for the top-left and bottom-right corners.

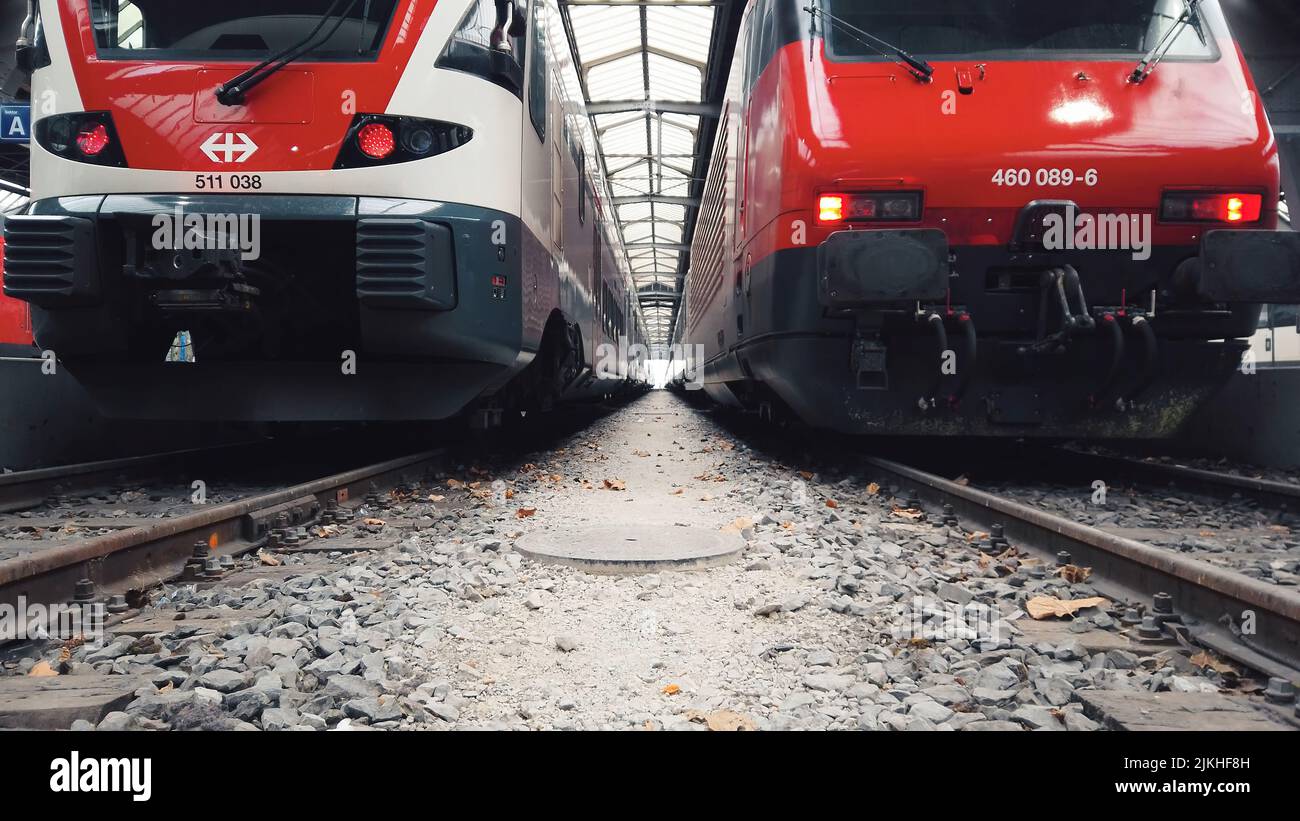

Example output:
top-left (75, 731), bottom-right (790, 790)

top-left (562, 0), bottom-right (727, 345)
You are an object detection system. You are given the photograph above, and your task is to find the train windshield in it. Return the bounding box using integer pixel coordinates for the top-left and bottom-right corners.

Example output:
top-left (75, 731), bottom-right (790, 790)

top-left (86, 0), bottom-right (400, 61)
top-left (822, 0), bottom-right (1219, 62)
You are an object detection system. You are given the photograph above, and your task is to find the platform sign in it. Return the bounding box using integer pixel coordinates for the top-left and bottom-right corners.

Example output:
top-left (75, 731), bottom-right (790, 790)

top-left (0, 105), bottom-right (31, 144)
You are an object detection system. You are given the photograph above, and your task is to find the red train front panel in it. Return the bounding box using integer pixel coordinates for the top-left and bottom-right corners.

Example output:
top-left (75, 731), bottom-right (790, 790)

top-left (686, 0), bottom-right (1298, 438)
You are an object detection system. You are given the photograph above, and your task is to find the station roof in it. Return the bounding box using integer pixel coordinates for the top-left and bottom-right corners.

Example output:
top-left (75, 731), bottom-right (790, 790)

top-left (559, 0), bottom-right (744, 349)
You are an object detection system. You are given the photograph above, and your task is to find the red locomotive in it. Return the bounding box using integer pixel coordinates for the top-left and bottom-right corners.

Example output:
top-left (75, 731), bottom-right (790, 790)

top-left (681, 0), bottom-right (1299, 437)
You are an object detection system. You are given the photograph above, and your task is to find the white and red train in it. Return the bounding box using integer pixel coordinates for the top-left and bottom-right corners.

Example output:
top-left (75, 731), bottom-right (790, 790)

top-left (677, 0), bottom-right (1300, 438)
top-left (4, 0), bottom-right (649, 422)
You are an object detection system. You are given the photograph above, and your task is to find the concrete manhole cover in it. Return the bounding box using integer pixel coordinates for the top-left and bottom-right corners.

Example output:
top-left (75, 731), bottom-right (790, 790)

top-left (515, 524), bottom-right (743, 574)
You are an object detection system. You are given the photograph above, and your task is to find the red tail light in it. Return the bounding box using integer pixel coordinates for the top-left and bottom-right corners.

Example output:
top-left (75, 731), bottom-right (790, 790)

top-left (357, 123), bottom-right (396, 159)
top-left (818, 195), bottom-right (845, 224)
top-left (816, 192), bottom-right (922, 225)
top-left (1161, 192), bottom-right (1263, 224)
top-left (75, 123), bottom-right (110, 157)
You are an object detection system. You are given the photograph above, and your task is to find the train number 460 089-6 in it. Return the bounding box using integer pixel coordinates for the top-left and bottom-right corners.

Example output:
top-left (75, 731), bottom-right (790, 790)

top-left (992, 168), bottom-right (1099, 187)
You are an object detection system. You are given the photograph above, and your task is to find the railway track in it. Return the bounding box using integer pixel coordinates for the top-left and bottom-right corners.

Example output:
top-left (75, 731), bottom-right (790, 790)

top-left (862, 453), bottom-right (1300, 700)
top-left (0, 441), bottom-right (449, 627)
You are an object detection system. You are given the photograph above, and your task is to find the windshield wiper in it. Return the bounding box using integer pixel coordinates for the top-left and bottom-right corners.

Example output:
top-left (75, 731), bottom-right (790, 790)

top-left (216, 0), bottom-right (359, 106)
top-left (802, 5), bottom-right (933, 83)
top-left (1130, 0), bottom-right (1203, 84)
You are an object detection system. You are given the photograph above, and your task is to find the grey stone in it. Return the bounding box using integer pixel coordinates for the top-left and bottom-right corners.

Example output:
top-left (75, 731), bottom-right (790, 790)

top-left (260, 707), bottom-right (301, 731)
top-left (805, 650), bottom-right (835, 667)
top-left (322, 674), bottom-right (380, 701)
top-left (198, 669), bottom-right (248, 693)
top-left (225, 687), bottom-right (274, 721)
top-left (343, 696), bottom-right (403, 723)
top-left (961, 720), bottom-right (1026, 731)
top-left (1011, 705), bottom-right (1065, 731)
top-left (96, 712), bottom-right (135, 731)
top-left (909, 700), bottom-right (954, 724)
top-left (922, 684), bottom-right (971, 706)
top-left (803, 673), bottom-right (855, 693)
top-left (424, 701), bottom-right (460, 722)
top-left (554, 635), bottom-right (578, 652)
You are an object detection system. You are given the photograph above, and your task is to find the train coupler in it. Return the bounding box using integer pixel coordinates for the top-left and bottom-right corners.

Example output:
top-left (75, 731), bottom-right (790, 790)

top-left (850, 336), bottom-right (888, 391)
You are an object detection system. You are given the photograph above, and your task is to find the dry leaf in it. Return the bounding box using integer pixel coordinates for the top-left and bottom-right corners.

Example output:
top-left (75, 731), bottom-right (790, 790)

top-left (798, 471), bottom-right (814, 480)
top-left (468, 481), bottom-right (482, 490)
top-left (516, 507), bottom-right (537, 518)
top-left (363, 518), bottom-right (386, 527)
top-left (781, 521), bottom-right (793, 530)
top-left (954, 475), bottom-right (970, 486)
top-left (603, 479), bottom-right (627, 491)
top-left (1055, 564), bottom-right (1093, 584)
top-left (661, 683), bottom-right (681, 696)
top-left (158, 681), bottom-right (174, 693)
top-left (28, 660), bottom-right (57, 677)
top-left (505, 489), bottom-right (515, 499)
top-left (632, 449), bottom-right (650, 457)
top-left (1026, 595), bottom-right (1109, 620)
top-left (684, 709), bottom-right (756, 731)
top-left (699, 493), bottom-right (713, 501)
top-left (1198, 530), bottom-right (1217, 537)
top-left (258, 550), bottom-right (281, 566)
top-left (670, 488), bottom-right (684, 496)
top-left (722, 517), bottom-right (754, 533)
top-left (522, 463), bottom-right (538, 472)
top-left (890, 507), bottom-right (923, 520)
top-left (446, 479), bottom-right (465, 489)
top-left (866, 483), bottom-right (881, 495)
top-left (311, 525), bottom-right (339, 538)
top-left (825, 499), bottom-right (839, 509)
top-left (428, 494), bottom-right (446, 502)
top-left (967, 531), bottom-right (990, 543)
top-left (1189, 650), bottom-right (1239, 675)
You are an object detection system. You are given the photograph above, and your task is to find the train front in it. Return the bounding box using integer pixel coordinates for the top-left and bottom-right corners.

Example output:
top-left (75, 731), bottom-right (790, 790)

top-left (2, 0), bottom-right (528, 421)
top-left (752, 0), bottom-right (1300, 438)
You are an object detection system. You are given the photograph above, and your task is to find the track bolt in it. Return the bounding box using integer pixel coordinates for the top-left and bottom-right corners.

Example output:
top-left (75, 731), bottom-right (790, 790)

top-left (989, 523), bottom-right (1009, 551)
top-left (1136, 616), bottom-right (1164, 641)
top-left (73, 578), bottom-right (96, 604)
top-left (1264, 677), bottom-right (1296, 705)
top-left (1056, 551), bottom-right (1072, 566)
top-left (106, 594), bottom-right (129, 614)
top-left (219, 555), bottom-right (235, 570)
top-left (1120, 608), bottom-right (1143, 626)
top-left (192, 541), bottom-right (210, 560)
top-left (268, 530), bottom-right (283, 548)
top-left (941, 503), bottom-right (958, 528)
top-left (283, 531), bottom-right (301, 547)
top-left (203, 557), bottom-right (223, 578)
top-left (1151, 592), bottom-right (1180, 625)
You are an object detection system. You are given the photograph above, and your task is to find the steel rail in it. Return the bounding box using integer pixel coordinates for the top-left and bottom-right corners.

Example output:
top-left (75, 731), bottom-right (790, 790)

top-left (1049, 447), bottom-right (1300, 512)
top-left (865, 455), bottom-right (1300, 679)
top-left (0, 444), bottom-right (267, 514)
top-left (0, 449), bottom-right (444, 614)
